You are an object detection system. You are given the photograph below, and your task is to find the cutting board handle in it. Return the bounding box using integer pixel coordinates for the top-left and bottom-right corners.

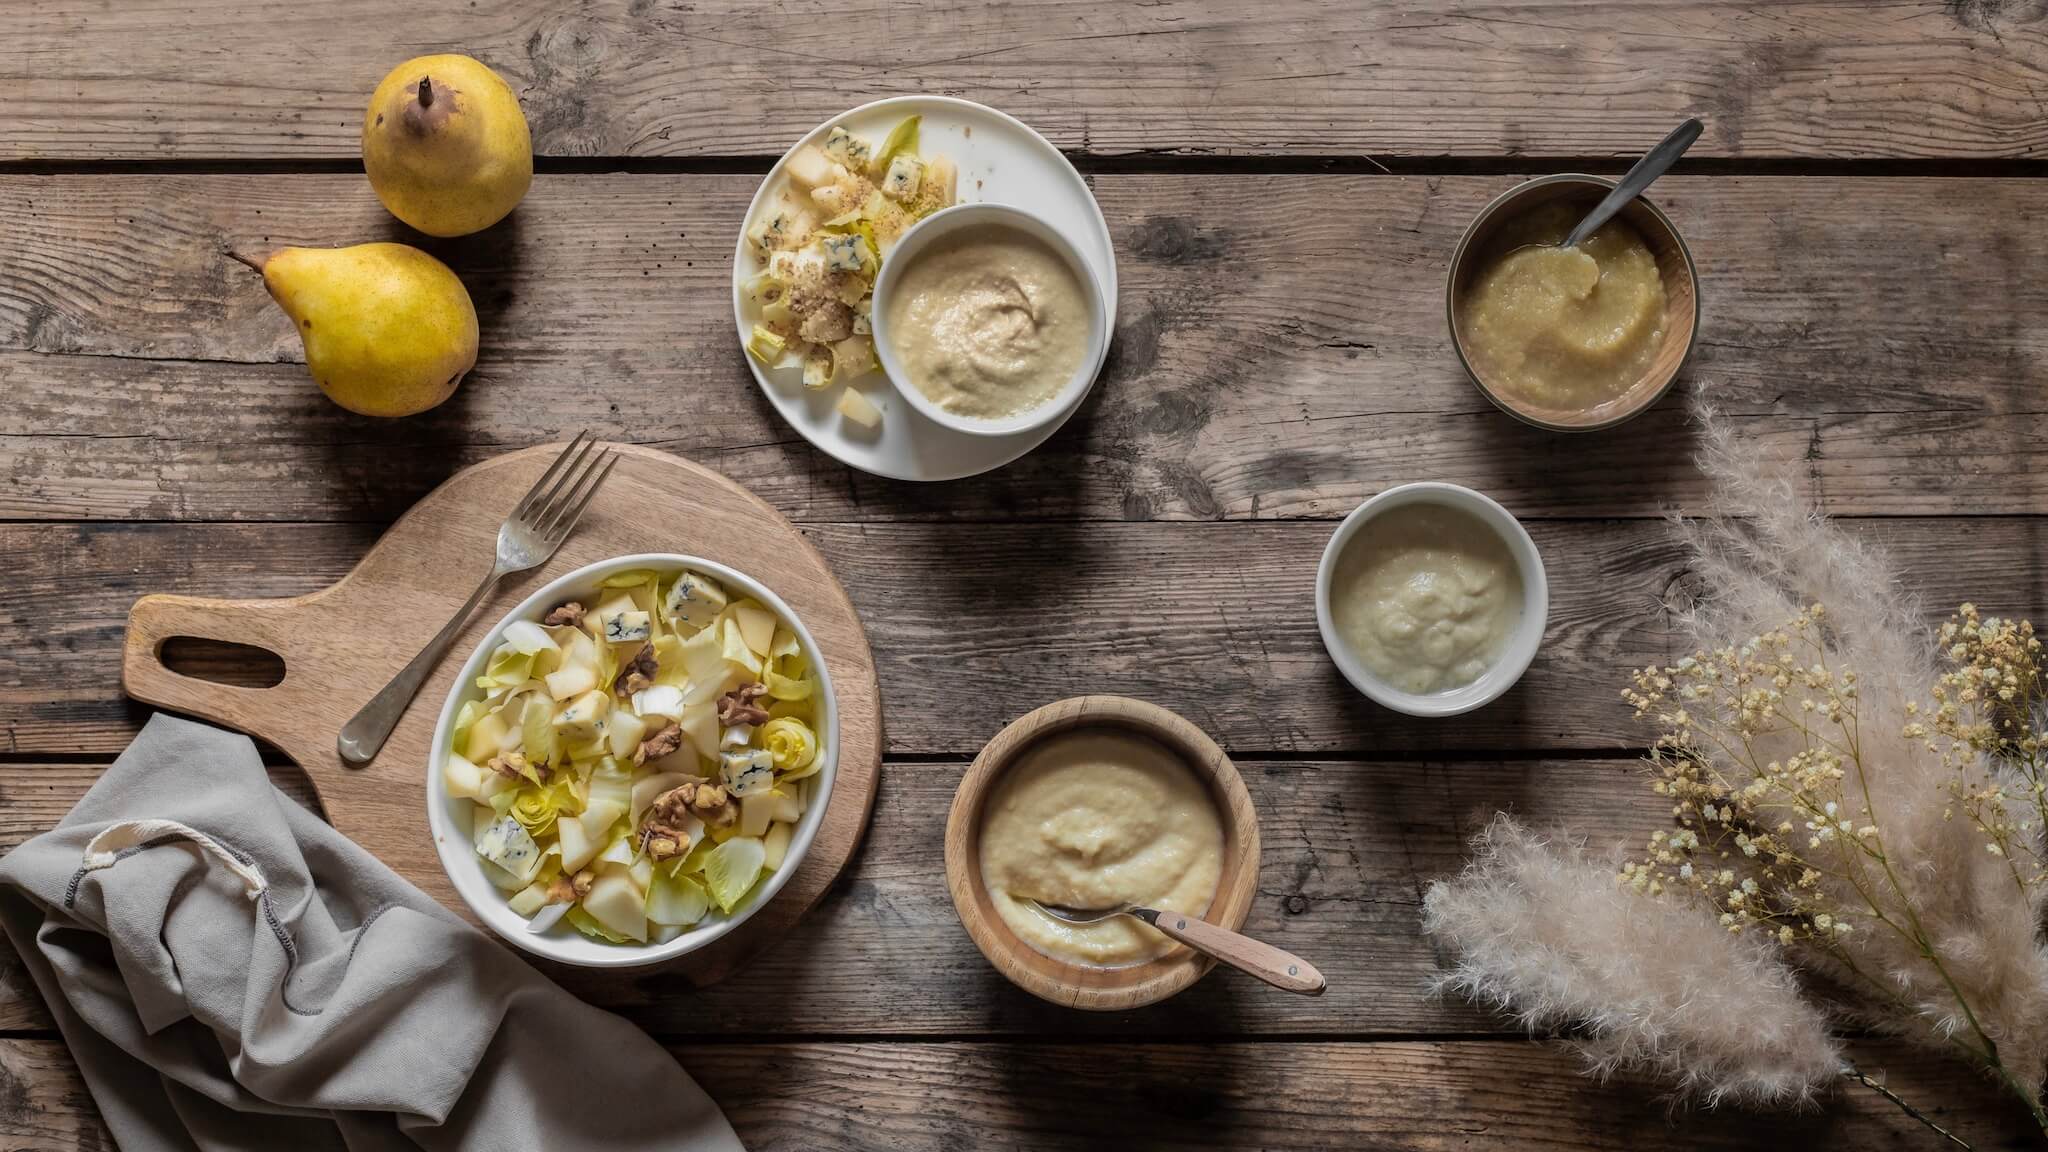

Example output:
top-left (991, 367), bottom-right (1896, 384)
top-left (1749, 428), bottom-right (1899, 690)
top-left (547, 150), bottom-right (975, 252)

top-left (123, 593), bottom-right (308, 742)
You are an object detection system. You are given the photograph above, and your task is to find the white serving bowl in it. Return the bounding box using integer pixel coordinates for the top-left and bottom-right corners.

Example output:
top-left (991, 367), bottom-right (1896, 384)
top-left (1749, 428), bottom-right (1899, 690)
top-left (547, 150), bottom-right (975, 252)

top-left (870, 202), bottom-right (1109, 438)
top-left (1314, 483), bottom-right (1548, 718)
top-left (426, 553), bottom-right (838, 969)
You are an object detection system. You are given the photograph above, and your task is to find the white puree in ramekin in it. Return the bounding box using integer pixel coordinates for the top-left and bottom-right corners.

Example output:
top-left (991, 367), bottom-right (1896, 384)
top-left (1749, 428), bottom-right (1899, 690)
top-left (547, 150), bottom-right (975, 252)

top-left (1330, 502), bottom-right (1523, 694)
top-left (978, 730), bottom-right (1222, 967)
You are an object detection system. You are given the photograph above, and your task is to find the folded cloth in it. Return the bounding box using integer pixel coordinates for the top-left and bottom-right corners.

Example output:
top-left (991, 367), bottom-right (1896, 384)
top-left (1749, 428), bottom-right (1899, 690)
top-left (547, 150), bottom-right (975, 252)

top-left (0, 714), bottom-right (743, 1152)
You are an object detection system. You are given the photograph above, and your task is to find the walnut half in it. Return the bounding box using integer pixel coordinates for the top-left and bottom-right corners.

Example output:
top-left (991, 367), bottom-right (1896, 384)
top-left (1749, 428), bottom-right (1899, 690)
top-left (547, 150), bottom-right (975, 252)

top-left (633, 720), bottom-right (683, 766)
top-left (542, 601), bottom-right (586, 627)
top-left (718, 682), bottom-right (771, 726)
top-left (613, 642), bottom-right (658, 698)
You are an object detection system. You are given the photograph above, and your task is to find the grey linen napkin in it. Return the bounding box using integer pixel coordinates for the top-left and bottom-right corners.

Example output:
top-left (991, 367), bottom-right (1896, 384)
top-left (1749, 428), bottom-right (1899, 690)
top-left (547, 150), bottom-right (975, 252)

top-left (0, 714), bottom-right (744, 1152)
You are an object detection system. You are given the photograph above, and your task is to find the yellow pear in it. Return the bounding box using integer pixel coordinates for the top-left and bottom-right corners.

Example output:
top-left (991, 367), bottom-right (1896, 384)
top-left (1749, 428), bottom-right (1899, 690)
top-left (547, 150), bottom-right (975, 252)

top-left (363, 54), bottom-right (532, 237)
top-left (233, 243), bottom-right (478, 418)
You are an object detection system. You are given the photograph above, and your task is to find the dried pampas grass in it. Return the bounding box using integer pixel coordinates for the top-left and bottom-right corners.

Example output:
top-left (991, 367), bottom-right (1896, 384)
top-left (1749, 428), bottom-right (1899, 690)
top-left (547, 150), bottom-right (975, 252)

top-left (1423, 814), bottom-right (1844, 1108)
top-left (1426, 389), bottom-right (2048, 1141)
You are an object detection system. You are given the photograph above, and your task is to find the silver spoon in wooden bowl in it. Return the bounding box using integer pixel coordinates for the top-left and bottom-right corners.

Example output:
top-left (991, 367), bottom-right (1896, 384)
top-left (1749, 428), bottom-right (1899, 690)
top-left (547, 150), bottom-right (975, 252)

top-left (1030, 900), bottom-right (1327, 995)
top-left (1559, 117), bottom-right (1702, 249)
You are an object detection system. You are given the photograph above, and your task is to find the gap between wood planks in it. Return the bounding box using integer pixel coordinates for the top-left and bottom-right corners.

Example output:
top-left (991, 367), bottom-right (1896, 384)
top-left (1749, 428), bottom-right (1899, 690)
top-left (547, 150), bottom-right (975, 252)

top-left (4, 155), bottom-right (2048, 178)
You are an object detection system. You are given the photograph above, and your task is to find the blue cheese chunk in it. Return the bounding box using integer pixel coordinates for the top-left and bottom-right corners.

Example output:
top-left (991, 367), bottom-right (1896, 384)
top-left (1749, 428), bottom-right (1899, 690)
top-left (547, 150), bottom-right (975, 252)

top-left (822, 124), bottom-right (872, 169)
top-left (601, 609), bottom-right (652, 643)
top-left (820, 233), bottom-right (869, 274)
top-left (720, 749), bottom-right (775, 796)
top-left (880, 154), bottom-right (923, 202)
top-left (663, 569), bottom-right (728, 631)
top-left (476, 815), bottom-right (542, 881)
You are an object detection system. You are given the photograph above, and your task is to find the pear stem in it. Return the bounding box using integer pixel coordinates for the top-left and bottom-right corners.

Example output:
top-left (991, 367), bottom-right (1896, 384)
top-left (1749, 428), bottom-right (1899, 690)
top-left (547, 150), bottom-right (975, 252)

top-left (224, 248), bottom-right (263, 274)
top-left (417, 77), bottom-right (433, 108)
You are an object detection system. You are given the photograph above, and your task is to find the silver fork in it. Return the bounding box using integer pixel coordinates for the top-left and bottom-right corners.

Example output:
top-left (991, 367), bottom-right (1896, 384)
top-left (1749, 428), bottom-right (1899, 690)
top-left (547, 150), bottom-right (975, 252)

top-left (337, 432), bottom-right (617, 765)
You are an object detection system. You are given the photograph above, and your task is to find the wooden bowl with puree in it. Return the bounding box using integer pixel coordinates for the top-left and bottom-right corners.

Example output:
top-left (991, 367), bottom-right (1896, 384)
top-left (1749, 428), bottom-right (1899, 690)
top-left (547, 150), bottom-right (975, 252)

top-left (1447, 174), bottom-right (1699, 432)
top-left (944, 695), bottom-right (1260, 1011)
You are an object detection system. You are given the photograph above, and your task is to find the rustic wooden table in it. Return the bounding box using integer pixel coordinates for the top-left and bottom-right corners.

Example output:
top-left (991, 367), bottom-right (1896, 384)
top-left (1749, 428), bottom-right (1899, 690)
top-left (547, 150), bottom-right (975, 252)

top-left (6, 2), bottom-right (2048, 1148)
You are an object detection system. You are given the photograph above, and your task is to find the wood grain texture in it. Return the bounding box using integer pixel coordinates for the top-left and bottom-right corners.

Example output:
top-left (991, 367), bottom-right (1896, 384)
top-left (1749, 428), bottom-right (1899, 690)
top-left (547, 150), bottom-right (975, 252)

top-left (0, 755), bottom-right (1664, 1037)
top-left (114, 444), bottom-right (884, 984)
top-left (944, 695), bottom-right (1262, 1010)
top-left (8, 516), bottom-right (2044, 758)
top-left (0, 1034), bottom-right (2039, 1151)
top-left (6, 173), bottom-right (2048, 523)
top-left (3, 1), bottom-right (2046, 161)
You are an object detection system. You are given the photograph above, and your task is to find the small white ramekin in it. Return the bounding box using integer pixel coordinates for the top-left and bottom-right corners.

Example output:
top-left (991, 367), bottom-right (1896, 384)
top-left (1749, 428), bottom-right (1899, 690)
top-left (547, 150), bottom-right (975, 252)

top-left (426, 553), bottom-right (837, 969)
top-left (1314, 483), bottom-right (1548, 718)
top-left (871, 202), bottom-right (1108, 438)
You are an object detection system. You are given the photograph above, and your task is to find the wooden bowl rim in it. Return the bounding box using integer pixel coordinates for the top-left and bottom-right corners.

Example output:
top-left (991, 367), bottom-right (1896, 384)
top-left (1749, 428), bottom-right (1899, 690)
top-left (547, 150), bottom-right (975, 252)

top-left (1444, 173), bottom-right (1701, 433)
top-left (944, 695), bottom-right (1261, 1011)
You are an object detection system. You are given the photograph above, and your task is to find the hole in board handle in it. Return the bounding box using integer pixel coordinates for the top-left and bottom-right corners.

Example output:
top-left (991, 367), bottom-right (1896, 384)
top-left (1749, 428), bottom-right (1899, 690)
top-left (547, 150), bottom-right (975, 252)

top-left (159, 637), bottom-right (285, 689)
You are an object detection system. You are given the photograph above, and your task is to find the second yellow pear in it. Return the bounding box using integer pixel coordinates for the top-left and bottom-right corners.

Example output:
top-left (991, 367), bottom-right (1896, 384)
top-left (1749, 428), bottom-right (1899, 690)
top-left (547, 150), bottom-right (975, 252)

top-left (236, 243), bottom-right (479, 418)
top-left (363, 54), bottom-right (533, 237)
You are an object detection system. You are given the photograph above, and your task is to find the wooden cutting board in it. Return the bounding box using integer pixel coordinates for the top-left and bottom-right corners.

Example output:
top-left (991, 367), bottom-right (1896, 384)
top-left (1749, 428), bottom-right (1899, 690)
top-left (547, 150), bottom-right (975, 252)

top-left (118, 442), bottom-right (883, 985)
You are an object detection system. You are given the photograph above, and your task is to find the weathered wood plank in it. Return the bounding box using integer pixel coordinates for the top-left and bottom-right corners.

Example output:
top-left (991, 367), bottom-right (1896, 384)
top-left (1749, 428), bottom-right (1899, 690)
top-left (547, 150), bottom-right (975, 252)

top-left (2, 1), bottom-right (2044, 161)
top-left (0, 1035), bottom-right (2036, 1150)
top-left (0, 755), bottom-right (1666, 1035)
top-left (6, 173), bottom-right (2045, 522)
top-left (4, 518), bottom-right (2044, 757)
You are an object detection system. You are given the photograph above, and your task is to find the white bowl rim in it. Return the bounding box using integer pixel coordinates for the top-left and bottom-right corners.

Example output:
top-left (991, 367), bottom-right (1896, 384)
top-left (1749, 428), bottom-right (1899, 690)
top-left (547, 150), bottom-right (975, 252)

top-left (425, 552), bottom-right (839, 969)
top-left (869, 201), bottom-right (1109, 438)
top-left (1313, 483), bottom-right (1549, 718)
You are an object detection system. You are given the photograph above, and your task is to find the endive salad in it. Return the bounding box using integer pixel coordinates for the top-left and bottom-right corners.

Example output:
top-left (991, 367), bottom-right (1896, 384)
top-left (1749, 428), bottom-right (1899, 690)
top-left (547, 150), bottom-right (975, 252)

top-left (741, 115), bottom-right (957, 427)
top-left (444, 566), bottom-right (826, 945)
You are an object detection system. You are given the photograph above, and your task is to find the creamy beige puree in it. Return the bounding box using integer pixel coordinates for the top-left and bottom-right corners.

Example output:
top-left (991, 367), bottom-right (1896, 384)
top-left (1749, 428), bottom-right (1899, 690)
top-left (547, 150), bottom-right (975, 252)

top-left (979, 730), bottom-right (1223, 967)
top-left (1332, 504), bottom-right (1522, 694)
top-left (884, 225), bottom-right (1087, 419)
top-left (1457, 202), bottom-right (1667, 413)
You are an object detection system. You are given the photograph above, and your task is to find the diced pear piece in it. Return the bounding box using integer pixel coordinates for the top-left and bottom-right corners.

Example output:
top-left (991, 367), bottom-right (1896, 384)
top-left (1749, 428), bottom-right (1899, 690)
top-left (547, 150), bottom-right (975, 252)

top-left (763, 820), bottom-right (793, 871)
top-left (580, 870), bottom-right (649, 942)
top-left (785, 145), bottom-right (835, 191)
top-left (508, 879), bottom-right (550, 918)
top-left (557, 816), bottom-right (598, 874)
top-left (740, 790), bottom-right (776, 838)
top-left (443, 752), bottom-right (487, 799)
top-left (733, 603), bottom-right (776, 657)
top-left (836, 387), bottom-right (881, 429)
top-left (559, 629), bottom-right (598, 670)
top-left (608, 709), bottom-right (649, 759)
top-left (680, 701), bottom-right (720, 762)
top-left (463, 710), bottom-right (511, 762)
top-left (769, 788), bottom-right (802, 824)
top-left (544, 662), bottom-right (597, 701)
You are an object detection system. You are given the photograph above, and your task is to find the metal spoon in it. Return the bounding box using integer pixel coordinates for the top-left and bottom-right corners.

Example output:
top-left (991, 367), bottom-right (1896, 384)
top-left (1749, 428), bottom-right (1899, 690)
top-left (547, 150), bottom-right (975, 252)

top-left (1560, 118), bottom-right (1702, 250)
top-left (1030, 899), bottom-right (1327, 995)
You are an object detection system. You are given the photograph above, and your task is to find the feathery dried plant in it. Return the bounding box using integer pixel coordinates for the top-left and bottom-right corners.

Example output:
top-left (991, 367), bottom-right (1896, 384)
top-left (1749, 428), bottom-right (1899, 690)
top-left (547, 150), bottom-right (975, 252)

top-left (1426, 397), bottom-right (2048, 1144)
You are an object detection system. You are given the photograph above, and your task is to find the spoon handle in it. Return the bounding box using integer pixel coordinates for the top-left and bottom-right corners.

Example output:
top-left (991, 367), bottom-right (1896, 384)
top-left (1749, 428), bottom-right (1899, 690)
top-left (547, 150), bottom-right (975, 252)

top-left (1135, 907), bottom-right (1327, 995)
top-left (1562, 118), bottom-right (1703, 249)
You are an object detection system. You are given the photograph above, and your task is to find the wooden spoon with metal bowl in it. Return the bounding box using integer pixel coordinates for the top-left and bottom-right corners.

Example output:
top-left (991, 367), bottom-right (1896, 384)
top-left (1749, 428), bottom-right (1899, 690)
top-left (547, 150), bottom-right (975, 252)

top-left (1029, 899), bottom-right (1327, 995)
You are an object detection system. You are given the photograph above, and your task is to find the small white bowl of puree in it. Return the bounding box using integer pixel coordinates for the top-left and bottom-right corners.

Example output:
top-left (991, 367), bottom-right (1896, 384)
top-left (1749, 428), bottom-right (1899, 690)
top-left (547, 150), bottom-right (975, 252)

top-left (871, 203), bottom-right (1108, 437)
top-left (1448, 174), bottom-right (1699, 432)
top-left (1315, 483), bottom-right (1548, 718)
top-left (944, 696), bottom-right (1260, 1010)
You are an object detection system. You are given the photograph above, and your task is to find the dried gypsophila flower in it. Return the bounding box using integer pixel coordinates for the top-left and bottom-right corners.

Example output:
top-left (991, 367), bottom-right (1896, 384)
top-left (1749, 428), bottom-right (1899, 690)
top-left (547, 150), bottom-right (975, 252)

top-left (1616, 394), bottom-right (2048, 1135)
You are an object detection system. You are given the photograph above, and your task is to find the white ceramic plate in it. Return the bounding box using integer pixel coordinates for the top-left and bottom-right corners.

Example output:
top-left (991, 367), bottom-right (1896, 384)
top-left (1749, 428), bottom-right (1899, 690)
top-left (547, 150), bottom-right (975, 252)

top-left (426, 553), bottom-right (838, 969)
top-left (731, 95), bottom-right (1119, 482)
